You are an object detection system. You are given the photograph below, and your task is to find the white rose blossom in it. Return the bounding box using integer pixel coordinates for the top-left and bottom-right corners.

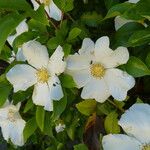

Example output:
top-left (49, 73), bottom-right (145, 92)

top-left (6, 40), bottom-right (66, 111)
top-left (31, 0), bottom-right (62, 21)
top-left (66, 36), bottom-right (135, 102)
top-left (0, 101), bottom-right (26, 146)
top-left (7, 19), bottom-right (28, 63)
top-left (102, 103), bottom-right (150, 150)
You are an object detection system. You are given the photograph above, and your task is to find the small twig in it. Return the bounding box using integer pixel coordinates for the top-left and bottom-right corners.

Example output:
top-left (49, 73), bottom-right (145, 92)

top-left (107, 99), bottom-right (125, 113)
top-left (66, 13), bottom-right (75, 22)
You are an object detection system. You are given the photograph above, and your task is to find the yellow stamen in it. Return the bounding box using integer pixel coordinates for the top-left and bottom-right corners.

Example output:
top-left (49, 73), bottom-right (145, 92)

top-left (8, 109), bottom-right (16, 122)
top-left (142, 145), bottom-right (150, 150)
top-left (36, 68), bottom-right (50, 83)
top-left (90, 63), bottom-right (105, 78)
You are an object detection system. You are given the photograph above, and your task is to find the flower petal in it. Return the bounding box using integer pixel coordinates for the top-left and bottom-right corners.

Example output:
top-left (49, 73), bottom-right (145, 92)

top-left (6, 64), bottom-right (37, 92)
top-left (48, 0), bottom-right (62, 21)
top-left (128, 0), bottom-right (139, 3)
top-left (81, 78), bottom-right (110, 102)
top-left (10, 119), bottom-right (26, 146)
top-left (119, 103), bottom-right (150, 144)
top-left (23, 40), bottom-right (49, 69)
top-left (48, 75), bottom-right (63, 101)
top-left (94, 36), bottom-right (113, 60)
top-left (102, 134), bottom-right (141, 150)
top-left (78, 38), bottom-right (95, 55)
top-left (30, 0), bottom-right (39, 10)
top-left (48, 46), bottom-right (66, 75)
top-left (16, 48), bottom-right (26, 61)
top-left (104, 68), bottom-right (135, 101)
top-left (114, 16), bottom-right (132, 31)
top-left (66, 54), bottom-right (91, 71)
top-left (101, 47), bottom-right (129, 68)
top-left (0, 121), bottom-right (11, 142)
top-left (16, 19), bottom-right (28, 36)
top-left (66, 69), bottom-right (91, 88)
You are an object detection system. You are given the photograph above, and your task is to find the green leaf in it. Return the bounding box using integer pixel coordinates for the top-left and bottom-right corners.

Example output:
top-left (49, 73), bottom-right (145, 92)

top-left (36, 106), bottom-right (45, 132)
top-left (81, 11), bottom-right (103, 27)
top-left (67, 27), bottom-right (81, 41)
top-left (0, 12), bottom-right (25, 53)
top-left (28, 5), bottom-right (49, 25)
top-left (63, 44), bottom-right (72, 56)
top-left (126, 56), bottom-right (150, 77)
top-left (113, 22), bottom-right (144, 47)
top-left (104, 111), bottom-right (120, 134)
top-left (146, 52), bottom-right (150, 68)
top-left (54, 0), bottom-right (74, 12)
top-left (0, 0), bottom-right (31, 11)
top-left (76, 100), bottom-right (97, 116)
top-left (60, 74), bottom-right (76, 88)
top-left (23, 117), bottom-right (37, 142)
top-left (0, 75), bottom-right (12, 106)
top-left (74, 144), bottom-right (88, 150)
top-left (51, 91), bottom-right (67, 121)
top-left (105, 2), bottom-right (133, 19)
top-left (23, 99), bottom-right (34, 113)
top-left (128, 29), bottom-right (150, 47)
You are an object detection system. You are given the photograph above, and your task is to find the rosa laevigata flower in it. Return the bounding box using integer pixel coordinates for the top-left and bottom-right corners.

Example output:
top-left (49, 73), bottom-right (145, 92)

top-left (6, 40), bottom-right (66, 111)
top-left (102, 103), bottom-right (150, 150)
top-left (0, 101), bottom-right (26, 146)
top-left (7, 19), bottom-right (28, 62)
top-left (31, 0), bottom-right (62, 21)
top-left (66, 36), bottom-right (135, 102)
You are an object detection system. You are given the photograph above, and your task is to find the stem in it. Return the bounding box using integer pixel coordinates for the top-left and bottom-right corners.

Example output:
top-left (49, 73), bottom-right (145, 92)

top-left (107, 99), bottom-right (125, 113)
top-left (66, 13), bottom-right (75, 22)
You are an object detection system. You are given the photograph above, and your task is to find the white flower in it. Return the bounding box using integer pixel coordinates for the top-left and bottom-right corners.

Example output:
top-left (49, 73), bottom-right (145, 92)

top-left (66, 36), bottom-right (135, 102)
top-left (102, 103), bottom-right (150, 150)
top-left (31, 0), bottom-right (62, 21)
top-left (6, 40), bottom-right (66, 111)
top-left (128, 0), bottom-right (140, 3)
top-left (7, 19), bottom-right (28, 63)
top-left (55, 123), bottom-right (66, 133)
top-left (0, 101), bottom-right (26, 146)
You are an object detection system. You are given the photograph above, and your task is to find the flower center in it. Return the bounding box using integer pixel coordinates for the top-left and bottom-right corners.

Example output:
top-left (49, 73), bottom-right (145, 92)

top-left (8, 109), bottom-right (16, 122)
top-left (90, 63), bottom-right (105, 78)
top-left (36, 68), bottom-right (50, 83)
top-left (43, 0), bottom-right (51, 5)
top-left (142, 145), bottom-right (150, 150)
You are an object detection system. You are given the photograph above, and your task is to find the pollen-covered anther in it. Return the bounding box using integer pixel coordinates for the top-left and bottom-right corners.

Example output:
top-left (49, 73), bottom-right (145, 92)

top-left (36, 68), bottom-right (50, 83)
top-left (90, 63), bottom-right (105, 78)
top-left (142, 144), bottom-right (150, 150)
top-left (8, 109), bottom-right (16, 122)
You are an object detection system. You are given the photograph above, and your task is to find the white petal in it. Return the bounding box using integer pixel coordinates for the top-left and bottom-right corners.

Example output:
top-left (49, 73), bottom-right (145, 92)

top-left (16, 48), bottom-right (26, 61)
top-left (7, 34), bottom-right (17, 46)
top-left (78, 38), bottom-right (95, 55)
top-left (6, 64), bottom-right (37, 92)
top-left (102, 134), bottom-right (141, 150)
top-left (23, 40), bottom-right (49, 69)
top-left (48, 0), bottom-right (62, 21)
top-left (101, 47), bottom-right (129, 68)
top-left (66, 54), bottom-right (91, 71)
top-left (66, 69), bottom-right (91, 88)
top-left (30, 0), bottom-right (39, 10)
top-left (16, 20), bottom-right (28, 36)
top-left (48, 75), bottom-right (63, 101)
top-left (81, 78), bottom-right (110, 102)
top-left (128, 0), bottom-right (140, 3)
top-left (10, 119), bottom-right (26, 146)
top-left (32, 82), bottom-right (50, 106)
top-left (119, 103), bottom-right (150, 144)
top-left (0, 121), bottom-right (11, 141)
top-left (104, 68), bottom-right (135, 101)
top-left (114, 16), bottom-right (132, 31)
top-left (48, 46), bottom-right (66, 75)
top-left (94, 36), bottom-right (113, 61)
